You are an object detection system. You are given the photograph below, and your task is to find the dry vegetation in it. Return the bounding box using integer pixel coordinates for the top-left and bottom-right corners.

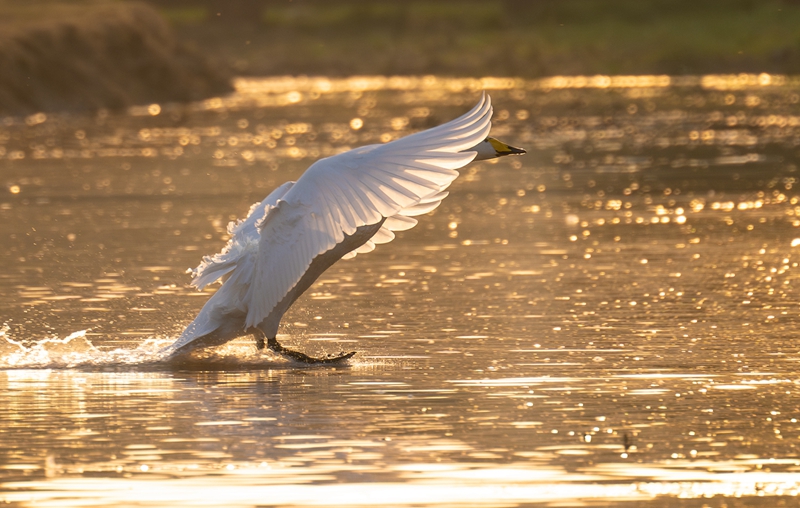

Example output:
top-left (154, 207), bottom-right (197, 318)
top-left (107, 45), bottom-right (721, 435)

top-left (0, 2), bottom-right (231, 115)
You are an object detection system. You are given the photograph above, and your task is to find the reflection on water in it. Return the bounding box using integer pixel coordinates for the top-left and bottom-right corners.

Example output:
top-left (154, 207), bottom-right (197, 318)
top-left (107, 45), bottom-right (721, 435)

top-left (3, 74), bottom-right (800, 506)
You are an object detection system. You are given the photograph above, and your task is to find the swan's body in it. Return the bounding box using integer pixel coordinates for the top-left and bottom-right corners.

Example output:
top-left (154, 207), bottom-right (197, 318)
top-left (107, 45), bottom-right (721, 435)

top-left (161, 93), bottom-right (524, 362)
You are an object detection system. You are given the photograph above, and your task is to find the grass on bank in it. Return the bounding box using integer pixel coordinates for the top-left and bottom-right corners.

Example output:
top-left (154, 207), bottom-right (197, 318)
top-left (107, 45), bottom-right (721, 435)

top-left (155, 0), bottom-right (800, 77)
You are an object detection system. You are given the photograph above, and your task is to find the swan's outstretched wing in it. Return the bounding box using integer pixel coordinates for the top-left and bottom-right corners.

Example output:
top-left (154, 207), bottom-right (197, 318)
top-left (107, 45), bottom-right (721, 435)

top-left (243, 93), bottom-right (493, 328)
top-left (190, 181), bottom-right (295, 290)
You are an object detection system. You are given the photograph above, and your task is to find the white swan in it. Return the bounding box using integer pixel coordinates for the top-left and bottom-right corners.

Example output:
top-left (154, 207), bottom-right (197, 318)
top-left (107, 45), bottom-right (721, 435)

top-left (162, 92), bottom-right (525, 363)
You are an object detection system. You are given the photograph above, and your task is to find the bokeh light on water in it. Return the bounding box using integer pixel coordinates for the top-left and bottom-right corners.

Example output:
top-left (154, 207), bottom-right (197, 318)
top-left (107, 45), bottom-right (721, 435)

top-left (3, 75), bottom-right (800, 505)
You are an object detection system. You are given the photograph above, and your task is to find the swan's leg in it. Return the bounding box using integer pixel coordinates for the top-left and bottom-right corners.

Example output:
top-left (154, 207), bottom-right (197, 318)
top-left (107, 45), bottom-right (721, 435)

top-left (251, 222), bottom-right (384, 363)
top-left (252, 328), bottom-right (353, 363)
top-left (267, 336), bottom-right (356, 364)
top-left (255, 334), bottom-right (266, 350)
top-left (253, 329), bottom-right (354, 364)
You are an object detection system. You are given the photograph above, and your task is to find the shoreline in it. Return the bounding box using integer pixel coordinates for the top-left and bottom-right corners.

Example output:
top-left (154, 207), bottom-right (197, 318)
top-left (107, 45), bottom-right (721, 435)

top-left (0, 2), bottom-right (231, 116)
top-left (159, 0), bottom-right (800, 78)
top-left (2, 0), bottom-right (799, 115)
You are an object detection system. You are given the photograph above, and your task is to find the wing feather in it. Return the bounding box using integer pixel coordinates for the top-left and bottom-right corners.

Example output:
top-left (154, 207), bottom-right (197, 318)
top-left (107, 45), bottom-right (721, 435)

top-left (331, 173), bottom-right (378, 225)
top-left (190, 181), bottom-right (294, 289)
top-left (383, 215), bottom-right (418, 231)
top-left (242, 92), bottom-right (493, 328)
top-left (319, 179), bottom-right (354, 233)
top-left (398, 200), bottom-right (443, 216)
top-left (321, 191), bottom-right (348, 234)
top-left (355, 240), bottom-right (376, 254)
top-left (371, 227), bottom-right (395, 244)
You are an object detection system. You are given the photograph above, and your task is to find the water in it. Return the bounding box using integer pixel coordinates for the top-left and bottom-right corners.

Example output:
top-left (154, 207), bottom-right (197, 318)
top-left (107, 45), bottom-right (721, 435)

top-left (2, 74), bottom-right (800, 506)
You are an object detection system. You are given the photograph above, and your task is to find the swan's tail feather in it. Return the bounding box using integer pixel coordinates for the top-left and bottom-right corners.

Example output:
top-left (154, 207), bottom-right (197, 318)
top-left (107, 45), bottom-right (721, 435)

top-left (159, 314), bottom-right (221, 359)
top-left (160, 306), bottom-right (249, 359)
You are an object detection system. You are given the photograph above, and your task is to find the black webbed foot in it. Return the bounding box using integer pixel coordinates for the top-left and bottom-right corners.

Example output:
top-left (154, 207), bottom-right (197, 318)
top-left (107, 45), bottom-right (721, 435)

top-left (266, 336), bottom-right (355, 364)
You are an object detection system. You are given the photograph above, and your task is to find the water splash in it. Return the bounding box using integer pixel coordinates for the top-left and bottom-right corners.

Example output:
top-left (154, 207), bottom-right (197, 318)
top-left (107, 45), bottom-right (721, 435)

top-left (0, 325), bottom-right (362, 370)
top-left (0, 325), bottom-right (171, 369)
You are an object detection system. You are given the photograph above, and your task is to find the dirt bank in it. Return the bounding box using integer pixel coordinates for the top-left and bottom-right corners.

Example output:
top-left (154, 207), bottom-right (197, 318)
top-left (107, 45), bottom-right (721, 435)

top-left (0, 2), bottom-right (232, 116)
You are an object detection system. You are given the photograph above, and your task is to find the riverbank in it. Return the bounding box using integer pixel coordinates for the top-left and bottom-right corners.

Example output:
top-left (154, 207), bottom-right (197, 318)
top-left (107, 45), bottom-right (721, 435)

top-left (2, 0), bottom-right (799, 115)
top-left (0, 2), bottom-right (231, 115)
top-left (157, 0), bottom-right (800, 77)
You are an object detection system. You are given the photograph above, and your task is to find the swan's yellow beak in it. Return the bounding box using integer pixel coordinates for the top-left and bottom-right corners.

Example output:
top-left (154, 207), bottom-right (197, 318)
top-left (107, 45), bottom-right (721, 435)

top-left (487, 137), bottom-right (526, 157)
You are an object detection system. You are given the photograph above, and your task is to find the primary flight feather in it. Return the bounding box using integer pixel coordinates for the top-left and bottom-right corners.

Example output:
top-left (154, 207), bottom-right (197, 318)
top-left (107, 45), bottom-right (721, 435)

top-left (162, 92), bottom-right (525, 363)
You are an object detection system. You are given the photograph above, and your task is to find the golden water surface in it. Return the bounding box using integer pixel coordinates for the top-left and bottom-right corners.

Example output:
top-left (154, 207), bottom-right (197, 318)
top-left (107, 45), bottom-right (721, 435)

top-left (2, 75), bottom-right (800, 506)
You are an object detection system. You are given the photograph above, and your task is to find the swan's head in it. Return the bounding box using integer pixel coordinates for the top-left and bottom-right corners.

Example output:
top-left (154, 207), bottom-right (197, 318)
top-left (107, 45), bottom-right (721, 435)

top-left (468, 137), bottom-right (526, 161)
